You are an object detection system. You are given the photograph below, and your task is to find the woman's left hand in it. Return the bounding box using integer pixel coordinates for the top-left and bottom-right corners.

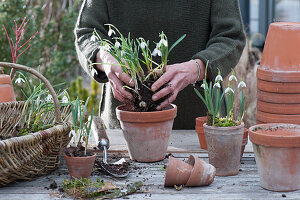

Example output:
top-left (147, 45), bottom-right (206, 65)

top-left (151, 59), bottom-right (205, 110)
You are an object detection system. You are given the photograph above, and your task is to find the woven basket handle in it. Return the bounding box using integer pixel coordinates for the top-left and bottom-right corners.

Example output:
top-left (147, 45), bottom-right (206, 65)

top-left (0, 62), bottom-right (63, 124)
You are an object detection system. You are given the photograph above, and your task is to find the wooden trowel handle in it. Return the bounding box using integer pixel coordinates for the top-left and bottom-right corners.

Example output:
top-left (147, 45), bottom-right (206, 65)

top-left (91, 116), bottom-right (110, 149)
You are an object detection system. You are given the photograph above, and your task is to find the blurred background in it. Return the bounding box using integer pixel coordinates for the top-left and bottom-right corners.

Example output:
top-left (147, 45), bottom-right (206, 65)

top-left (0, 0), bottom-right (299, 127)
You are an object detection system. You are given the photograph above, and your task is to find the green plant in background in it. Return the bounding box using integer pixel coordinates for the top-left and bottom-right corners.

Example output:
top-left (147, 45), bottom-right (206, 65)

top-left (194, 62), bottom-right (246, 127)
top-left (68, 76), bottom-right (101, 115)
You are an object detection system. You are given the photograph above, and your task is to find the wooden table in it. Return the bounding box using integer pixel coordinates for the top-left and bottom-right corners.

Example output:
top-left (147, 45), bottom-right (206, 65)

top-left (0, 130), bottom-right (299, 199)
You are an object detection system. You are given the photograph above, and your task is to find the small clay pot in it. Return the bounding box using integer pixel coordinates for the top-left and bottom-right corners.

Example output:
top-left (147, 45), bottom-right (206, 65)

top-left (260, 22), bottom-right (300, 72)
top-left (203, 123), bottom-right (244, 176)
top-left (240, 128), bottom-right (248, 160)
top-left (257, 68), bottom-right (300, 83)
top-left (164, 156), bottom-right (193, 187)
top-left (116, 104), bottom-right (177, 162)
top-left (164, 155), bottom-right (215, 187)
top-left (0, 74), bottom-right (16, 103)
top-left (64, 153), bottom-right (96, 179)
top-left (257, 79), bottom-right (300, 94)
top-left (257, 90), bottom-right (300, 104)
top-left (257, 100), bottom-right (300, 115)
top-left (257, 110), bottom-right (300, 125)
top-left (249, 123), bottom-right (300, 191)
top-left (195, 116), bottom-right (208, 149)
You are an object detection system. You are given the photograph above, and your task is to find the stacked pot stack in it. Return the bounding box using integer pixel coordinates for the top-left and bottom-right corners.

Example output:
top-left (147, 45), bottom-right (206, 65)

top-left (256, 22), bottom-right (300, 124)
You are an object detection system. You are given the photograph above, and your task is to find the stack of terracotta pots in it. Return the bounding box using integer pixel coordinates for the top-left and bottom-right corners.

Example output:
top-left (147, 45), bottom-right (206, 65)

top-left (256, 22), bottom-right (300, 124)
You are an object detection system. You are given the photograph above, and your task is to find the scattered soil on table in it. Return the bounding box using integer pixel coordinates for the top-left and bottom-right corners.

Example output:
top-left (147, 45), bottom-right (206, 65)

top-left (44, 180), bottom-right (57, 190)
top-left (94, 157), bottom-right (130, 176)
top-left (65, 146), bottom-right (94, 157)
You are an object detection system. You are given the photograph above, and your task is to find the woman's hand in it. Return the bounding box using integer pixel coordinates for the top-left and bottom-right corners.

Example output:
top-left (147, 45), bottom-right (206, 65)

top-left (95, 50), bottom-right (134, 103)
top-left (151, 59), bottom-right (205, 110)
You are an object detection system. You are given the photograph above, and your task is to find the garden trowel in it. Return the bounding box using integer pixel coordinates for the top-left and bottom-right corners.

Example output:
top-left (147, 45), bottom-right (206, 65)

top-left (91, 116), bottom-right (129, 178)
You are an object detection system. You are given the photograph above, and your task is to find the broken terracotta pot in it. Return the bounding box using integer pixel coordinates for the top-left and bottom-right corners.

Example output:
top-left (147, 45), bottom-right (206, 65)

top-left (257, 90), bottom-right (300, 104)
top-left (257, 79), bottom-right (300, 94)
top-left (249, 123), bottom-right (300, 191)
top-left (257, 100), bottom-right (300, 115)
top-left (0, 74), bottom-right (16, 103)
top-left (195, 116), bottom-right (208, 149)
top-left (203, 123), bottom-right (244, 176)
top-left (257, 110), bottom-right (300, 125)
top-left (164, 155), bottom-right (215, 187)
top-left (116, 104), bottom-right (177, 162)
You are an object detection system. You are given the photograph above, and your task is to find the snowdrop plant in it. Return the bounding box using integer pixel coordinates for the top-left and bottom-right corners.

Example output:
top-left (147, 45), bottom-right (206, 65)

top-left (91, 24), bottom-right (186, 92)
top-left (194, 63), bottom-right (246, 127)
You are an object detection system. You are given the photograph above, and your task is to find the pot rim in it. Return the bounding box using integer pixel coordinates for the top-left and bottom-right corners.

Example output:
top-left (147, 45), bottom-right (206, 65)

top-left (249, 123), bottom-right (300, 147)
top-left (116, 104), bottom-right (177, 123)
top-left (203, 122), bottom-right (244, 131)
top-left (64, 152), bottom-right (96, 159)
top-left (0, 74), bottom-right (13, 85)
top-left (257, 110), bottom-right (300, 123)
top-left (257, 66), bottom-right (300, 83)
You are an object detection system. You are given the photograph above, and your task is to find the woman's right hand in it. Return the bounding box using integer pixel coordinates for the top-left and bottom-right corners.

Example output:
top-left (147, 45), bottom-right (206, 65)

top-left (95, 50), bottom-right (134, 103)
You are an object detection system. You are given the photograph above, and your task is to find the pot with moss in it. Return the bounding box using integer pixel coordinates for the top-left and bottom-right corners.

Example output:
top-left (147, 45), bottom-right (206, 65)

top-left (92, 25), bottom-right (185, 162)
top-left (64, 97), bottom-right (96, 179)
top-left (195, 68), bottom-right (246, 176)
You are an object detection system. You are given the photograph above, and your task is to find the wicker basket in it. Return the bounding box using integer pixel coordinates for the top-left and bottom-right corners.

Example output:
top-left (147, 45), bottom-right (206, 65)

top-left (0, 62), bottom-right (72, 186)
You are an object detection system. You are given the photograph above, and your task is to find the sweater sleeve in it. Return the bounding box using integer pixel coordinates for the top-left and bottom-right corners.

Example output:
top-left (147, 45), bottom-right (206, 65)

top-left (192, 0), bottom-right (246, 80)
top-left (74, 0), bottom-right (109, 83)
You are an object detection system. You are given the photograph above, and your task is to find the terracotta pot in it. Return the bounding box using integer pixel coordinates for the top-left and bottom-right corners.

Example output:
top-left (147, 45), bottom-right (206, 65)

top-left (185, 155), bottom-right (216, 187)
top-left (257, 90), bottom-right (300, 104)
top-left (257, 79), bottom-right (300, 94)
top-left (249, 123), bottom-right (300, 191)
top-left (203, 123), bottom-right (244, 176)
top-left (195, 116), bottom-right (207, 149)
top-left (116, 104), bottom-right (177, 162)
top-left (260, 22), bottom-right (300, 72)
top-left (64, 153), bottom-right (96, 179)
top-left (164, 155), bottom-right (215, 187)
top-left (257, 68), bottom-right (300, 83)
top-left (257, 110), bottom-right (300, 125)
top-left (0, 74), bottom-right (16, 102)
top-left (240, 128), bottom-right (248, 160)
top-left (257, 100), bottom-right (300, 115)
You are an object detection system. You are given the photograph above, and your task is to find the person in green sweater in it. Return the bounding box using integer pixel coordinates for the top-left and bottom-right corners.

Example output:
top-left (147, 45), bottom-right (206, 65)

top-left (75, 0), bottom-right (246, 129)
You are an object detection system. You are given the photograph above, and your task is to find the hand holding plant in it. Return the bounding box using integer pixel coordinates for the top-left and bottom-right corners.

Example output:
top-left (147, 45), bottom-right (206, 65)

top-left (194, 62), bottom-right (246, 127)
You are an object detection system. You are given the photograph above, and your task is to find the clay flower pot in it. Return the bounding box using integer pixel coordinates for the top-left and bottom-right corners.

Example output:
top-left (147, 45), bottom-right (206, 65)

top-left (257, 90), bottom-right (300, 104)
top-left (257, 22), bottom-right (300, 83)
top-left (257, 110), bottom-right (300, 125)
top-left (249, 123), bottom-right (300, 191)
top-left (203, 122), bottom-right (244, 176)
top-left (64, 153), bottom-right (96, 179)
top-left (257, 79), bottom-right (300, 94)
top-left (240, 128), bottom-right (248, 160)
top-left (257, 100), bottom-right (300, 115)
top-left (164, 155), bottom-right (215, 187)
top-left (116, 104), bottom-right (177, 162)
top-left (0, 74), bottom-right (16, 103)
top-left (195, 116), bottom-right (207, 149)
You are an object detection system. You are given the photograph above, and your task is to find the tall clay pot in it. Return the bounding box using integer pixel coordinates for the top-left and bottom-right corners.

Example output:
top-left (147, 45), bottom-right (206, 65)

top-left (195, 116), bottom-right (207, 149)
top-left (249, 123), bottom-right (300, 191)
top-left (0, 74), bottom-right (16, 102)
top-left (116, 104), bottom-right (177, 162)
top-left (64, 152), bottom-right (96, 179)
top-left (203, 123), bottom-right (244, 176)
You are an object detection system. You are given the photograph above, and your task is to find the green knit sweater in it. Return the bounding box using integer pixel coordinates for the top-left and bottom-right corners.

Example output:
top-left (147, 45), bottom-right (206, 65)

top-left (75, 0), bottom-right (246, 129)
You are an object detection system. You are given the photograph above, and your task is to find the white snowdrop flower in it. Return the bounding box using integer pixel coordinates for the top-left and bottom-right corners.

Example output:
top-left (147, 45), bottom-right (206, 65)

top-left (101, 44), bottom-right (111, 52)
top-left (90, 35), bottom-right (97, 42)
top-left (151, 48), bottom-right (161, 57)
top-left (91, 68), bottom-right (98, 77)
top-left (225, 87), bottom-right (234, 94)
top-left (158, 39), bottom-right (168, 47)
top-left (215, 75), bottom-right (223, 82)
top-left (15, 77), bottom-right (25, 84)
top-left (140, 41), bottom-right (147, 49)
top-left (201, 83), bottom-right (206, 89)
top-left (229, 75), bottom-right (237, 82)
top-left (213, 82), bottom-right (221, 88)
top-left (108, 29), bottom-right (115, 36)
top-left (62, 96), bottom-right (68, 103)
top-left (46, 94), bottom-right (52, 102)
top-left (69, 130), bottom-right (75, 138)
top-left (238, 81), bottom-right (246, 88)
top-left (114, 41), bottom-right (121, 48)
